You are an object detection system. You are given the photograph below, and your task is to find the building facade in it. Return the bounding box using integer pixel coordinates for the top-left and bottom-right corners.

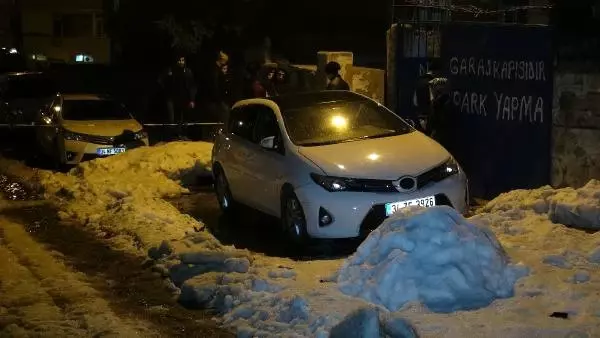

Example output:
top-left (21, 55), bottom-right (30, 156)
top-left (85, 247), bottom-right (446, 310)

top-left (20, 0), bottom-right (110, 63)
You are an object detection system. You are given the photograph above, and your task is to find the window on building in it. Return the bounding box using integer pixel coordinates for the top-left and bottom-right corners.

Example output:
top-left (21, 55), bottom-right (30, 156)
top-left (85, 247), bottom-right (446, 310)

top-left (94, 13), bottom-right (105, 38)
top-left (52, 13), bottom-right (94, 38)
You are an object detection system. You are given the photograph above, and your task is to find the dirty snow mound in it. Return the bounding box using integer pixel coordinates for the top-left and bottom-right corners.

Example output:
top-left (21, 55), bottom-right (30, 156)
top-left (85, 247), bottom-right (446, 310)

top-left (337, 206), bottom-right (527, 313)
top-left (482, 180), bottom-right (600, 229)
top-left (38, 142), bottom-right (219, 254)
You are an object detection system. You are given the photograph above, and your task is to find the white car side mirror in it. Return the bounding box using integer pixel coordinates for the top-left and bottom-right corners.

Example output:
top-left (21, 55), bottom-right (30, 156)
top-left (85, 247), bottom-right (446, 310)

top-left (260, 136), bottom-right (276, 150)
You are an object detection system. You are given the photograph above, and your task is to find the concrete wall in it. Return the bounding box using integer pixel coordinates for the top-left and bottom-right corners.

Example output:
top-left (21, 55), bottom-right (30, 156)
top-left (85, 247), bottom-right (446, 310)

top-left (347, 66), bottom-right (385, 104)
top-left (552, 73), bottom-right (600, 188)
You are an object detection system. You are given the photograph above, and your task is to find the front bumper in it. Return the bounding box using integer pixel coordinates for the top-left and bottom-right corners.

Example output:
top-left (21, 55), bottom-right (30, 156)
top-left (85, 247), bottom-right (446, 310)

top-left (294, 172), bottom-right (468, 239)
top-left (62, 138), bottom-right (149, 164)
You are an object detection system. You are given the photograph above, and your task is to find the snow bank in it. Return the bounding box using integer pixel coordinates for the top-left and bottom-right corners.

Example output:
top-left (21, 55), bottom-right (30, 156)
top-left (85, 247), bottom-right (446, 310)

top-left (337, 206), bottom-right (527, 313)
top-left (481, 180), bottom-right (600, 229)
top-left (4, 144), bottom-right (600, 337)
top-left (37, 142), bottom-right (221, 254)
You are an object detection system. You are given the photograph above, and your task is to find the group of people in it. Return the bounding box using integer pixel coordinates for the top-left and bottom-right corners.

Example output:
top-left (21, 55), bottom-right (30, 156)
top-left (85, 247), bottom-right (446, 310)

top-left (157, 51), bottom-right (231, 139)
top-left (157, 51), bottom-right (351, 139)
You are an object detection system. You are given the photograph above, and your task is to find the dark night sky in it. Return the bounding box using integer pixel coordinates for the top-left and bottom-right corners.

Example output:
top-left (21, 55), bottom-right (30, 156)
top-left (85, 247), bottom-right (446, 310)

top-left (115, 0), bottom-right (599, 68)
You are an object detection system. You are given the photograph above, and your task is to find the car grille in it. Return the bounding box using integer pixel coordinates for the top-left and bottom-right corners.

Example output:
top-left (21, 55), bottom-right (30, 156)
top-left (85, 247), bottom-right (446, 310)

top-left (68, 133), bottom-right (138, 146)
top-left (358, 194), bottom-right (454, 238)
top-left (339, 163), bottom-right (452, 193)
top-left (82, 134), bottom-right (114, 145)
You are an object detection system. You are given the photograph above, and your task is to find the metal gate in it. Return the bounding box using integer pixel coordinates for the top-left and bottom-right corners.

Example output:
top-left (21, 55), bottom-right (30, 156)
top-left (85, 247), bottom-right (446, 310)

top-left (392, 0), bottom-right (554, 199)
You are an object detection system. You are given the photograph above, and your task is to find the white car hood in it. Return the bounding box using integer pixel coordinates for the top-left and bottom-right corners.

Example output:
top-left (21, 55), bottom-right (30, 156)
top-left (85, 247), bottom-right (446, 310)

top-left (298, 131), bottom-right (450, 180)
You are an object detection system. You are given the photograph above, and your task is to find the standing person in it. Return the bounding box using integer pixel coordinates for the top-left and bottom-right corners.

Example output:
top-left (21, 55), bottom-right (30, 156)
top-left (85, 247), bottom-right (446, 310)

top-left (262, 66), bottom-right (278, 97)
top-left (158, 55), bottom-right (197, 140)
top-left (413, 61), bottom-right (450, 144)
top-left (324, 61), bottom-right (350, 90)
top-left (207, 51), bottom-right (230, 124)
top-left (244, 62), bottom-right (267, 98)
top-left (220, 62), bottom-right (233, 107)
top-left (274, 68), bottom-right (291, 96)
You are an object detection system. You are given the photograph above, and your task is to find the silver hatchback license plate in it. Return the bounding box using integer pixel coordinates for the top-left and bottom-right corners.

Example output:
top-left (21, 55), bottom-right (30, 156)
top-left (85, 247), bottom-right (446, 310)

top-left (385, 196), bottom-right (436, 216)
top-left (97, 147), bottom-right (126, 156)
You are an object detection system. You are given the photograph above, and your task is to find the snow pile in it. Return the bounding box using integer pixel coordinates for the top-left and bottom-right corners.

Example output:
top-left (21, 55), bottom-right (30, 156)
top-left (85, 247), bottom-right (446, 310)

top-left (167, 247), bottom-right (353, 337)
top-left (37, 142), bottom-right (221, 254)
top-left (5, 144), bottom-right (600, 337)
top-left (481, 180), bottom-right (600, 229)
top-left (337, 206), bottom-right (527, 313)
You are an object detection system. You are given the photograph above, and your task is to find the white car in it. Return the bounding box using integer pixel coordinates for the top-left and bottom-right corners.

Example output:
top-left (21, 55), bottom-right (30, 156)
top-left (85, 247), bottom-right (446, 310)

top-left (212, 91), bottom-right (468, 244)
top-left (35, 93), bottom-right (149, 166)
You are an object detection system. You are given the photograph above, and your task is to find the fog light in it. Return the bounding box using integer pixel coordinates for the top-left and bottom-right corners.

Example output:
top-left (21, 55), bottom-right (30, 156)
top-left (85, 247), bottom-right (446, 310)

top-left (66, 152), bottom-right (76, 161)
top-left (319, 207), bottom-right (334, 227)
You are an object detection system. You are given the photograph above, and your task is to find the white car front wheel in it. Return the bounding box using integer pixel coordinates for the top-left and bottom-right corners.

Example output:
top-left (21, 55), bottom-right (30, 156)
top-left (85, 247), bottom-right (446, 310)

top-left (281, 189), bottom-right (309, 247)
top-left (214, 166), bottom-right (236, 214)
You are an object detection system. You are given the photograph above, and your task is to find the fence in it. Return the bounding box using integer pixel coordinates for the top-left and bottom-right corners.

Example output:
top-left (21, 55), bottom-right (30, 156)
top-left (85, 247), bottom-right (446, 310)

top-left (389, 0), bottom-right (555, 199)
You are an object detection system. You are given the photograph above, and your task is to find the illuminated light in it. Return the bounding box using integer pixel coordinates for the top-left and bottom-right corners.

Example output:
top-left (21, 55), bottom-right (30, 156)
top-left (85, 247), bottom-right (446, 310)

top-left (367, 153), bottom-right (380, 161)
top-left (445, 166), bottom-right (454, 173)
top-left (53, 106), bottom-right (61, 112)
top-left (330, 115), bottom-right (348, 129)
top-left (332, 182), bottom-right (343, 190)
top-left (9, 48), bottom-right (17, 54)
top-left (337, 164), bottom-right (346, 170)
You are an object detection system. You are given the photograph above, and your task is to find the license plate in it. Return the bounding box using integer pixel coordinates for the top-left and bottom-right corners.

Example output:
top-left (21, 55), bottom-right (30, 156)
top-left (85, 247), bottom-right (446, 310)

top-left (385, 196), bottom-right (436, 216)
top-left (97, 147), bottom-right (126, 156)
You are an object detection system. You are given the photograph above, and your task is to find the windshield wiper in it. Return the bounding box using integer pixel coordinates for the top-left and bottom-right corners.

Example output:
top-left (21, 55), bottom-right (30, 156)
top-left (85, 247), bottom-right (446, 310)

top-left (362, 131), bottom-right (407, 140)
top-left (300, 135), bottom-right (372, 147)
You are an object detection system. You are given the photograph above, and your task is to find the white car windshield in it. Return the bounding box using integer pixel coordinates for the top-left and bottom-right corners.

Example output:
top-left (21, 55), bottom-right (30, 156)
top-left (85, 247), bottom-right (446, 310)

top-left (280, 99), bottom-right (413, 146)
top-left (61, 99), bottom-right (131, 121)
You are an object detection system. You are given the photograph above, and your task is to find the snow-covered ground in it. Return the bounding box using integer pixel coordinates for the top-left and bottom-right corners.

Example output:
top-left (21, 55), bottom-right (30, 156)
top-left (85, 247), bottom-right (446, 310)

top-left (0, 206), bottom-right (160, 337)
top-left (2, 142), bottom-right (600, 337)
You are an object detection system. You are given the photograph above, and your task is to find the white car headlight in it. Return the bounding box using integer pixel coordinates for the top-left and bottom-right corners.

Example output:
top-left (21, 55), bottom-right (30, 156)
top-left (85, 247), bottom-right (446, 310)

top-left (63, 130), bottom-right (84, 141)
top-left (442, 157), bottom-right (460, 177)
top-left (133, 130), bottom-right (148, 140)
top-left (310, 173), bottom-right (351, 192)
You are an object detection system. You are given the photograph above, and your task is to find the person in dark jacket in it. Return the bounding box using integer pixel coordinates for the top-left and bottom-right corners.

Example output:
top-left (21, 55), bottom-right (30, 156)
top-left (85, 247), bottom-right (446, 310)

top-left (159, 55), bottom-right (197, 139)
top-left (244, 62), bottom-right (267, 98)
top-left (325, 61), bottom-right (350, 90)
top-left (207, 51), bottom-right (230, 123)
top-left (413, 60), bottom-right (450, 143)
top-left (274, 68), bottom-right (291, 96)
top-left (261, 66), bottom-right (278, 97)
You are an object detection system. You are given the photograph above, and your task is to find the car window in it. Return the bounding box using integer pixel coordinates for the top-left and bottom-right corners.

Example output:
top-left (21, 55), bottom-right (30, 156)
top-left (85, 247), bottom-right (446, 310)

top-left (229, 105), bottom-right (259, 141)
top-left (252, 105), bottom-right (281, 145)
top-left (280, 99), bottom-right (413, 147)
top-left (60, 99), bottom-right (131, 120)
